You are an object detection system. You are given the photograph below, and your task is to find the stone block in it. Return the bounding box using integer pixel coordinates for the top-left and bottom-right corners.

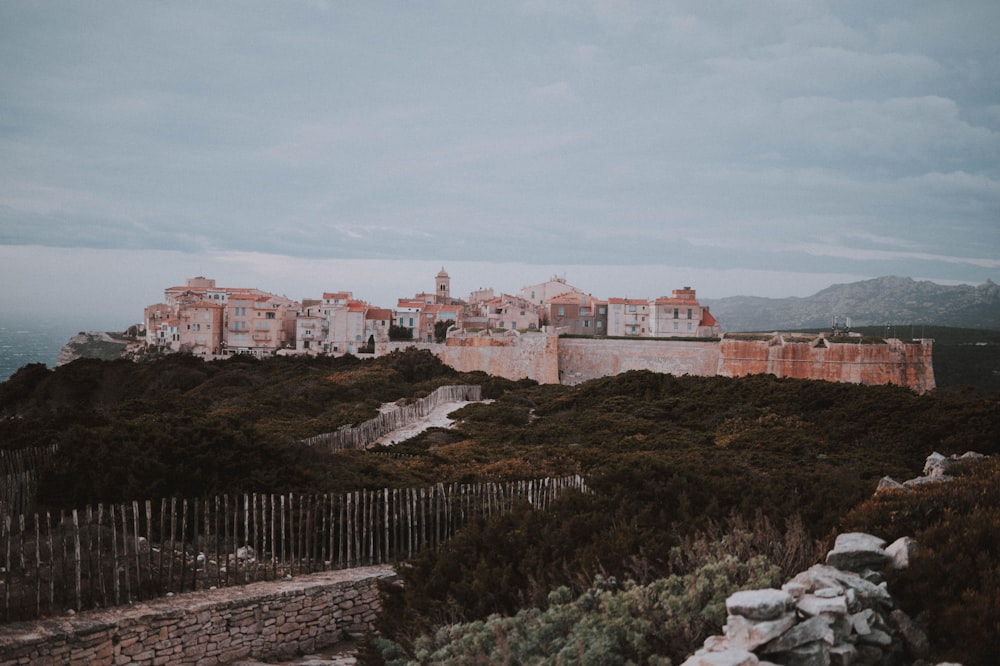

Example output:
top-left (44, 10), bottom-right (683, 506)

top-left (726, 589), bottom-right (793, 621)
top-left (796, 594), bottom-right (847, 618)
top-left (761, 616), bottom-right (833, 654)
top-left (765, 640), bottom-right (828, 666)
top-left (854, 644), bottom-right (883, 665)
top-left (825, 533), bottom-right (889, 572)
top-left (781, 582), bottom-right (808, 600)
top-left (828, 643), bottom-right (856, 666)
top-left (856, 627), bottom-right (891, 647)
top-left (680, 648), bottom-right (760, 666)
top-left (725, 613), bottom-right (797, 651)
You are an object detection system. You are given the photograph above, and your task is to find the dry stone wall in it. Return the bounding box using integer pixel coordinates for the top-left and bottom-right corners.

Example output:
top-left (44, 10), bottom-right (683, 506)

top-left (0, 565), bottom-right (394, 666)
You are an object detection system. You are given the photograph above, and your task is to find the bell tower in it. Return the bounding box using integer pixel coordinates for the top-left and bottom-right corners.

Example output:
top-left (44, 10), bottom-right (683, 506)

top-left (435, 267), bottom-right (451, 303)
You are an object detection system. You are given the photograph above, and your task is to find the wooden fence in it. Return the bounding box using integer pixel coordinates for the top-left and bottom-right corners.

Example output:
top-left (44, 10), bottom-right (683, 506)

top-left (0, 445), bottom-right (57, 518)
top-left (300, 384), bottom-right (483, 451)
top-left (0, 475), bottom-right (587, 622)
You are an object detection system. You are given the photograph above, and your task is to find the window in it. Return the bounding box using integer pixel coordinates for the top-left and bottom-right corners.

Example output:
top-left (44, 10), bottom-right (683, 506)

top-left (557, 306), bottom-right (565, 316)
top-left (674, 308), bottom-right (679, 318)
top-left (687, 308), bottom-right (692, 319)
top-left (598, 307), bottom-right (606, 314)
top-left (628, 305), bottom-right (636, 312)
top-left (584, 320), bottom-right (590, 328)
top-left (673, 322), bottom-right (679, 330)
top-left (597, 321), bottom-right (603, 329)
top-left (266, 312), bottom-right (275, 319)
top-left (687, 322), bottom-right (693, 330)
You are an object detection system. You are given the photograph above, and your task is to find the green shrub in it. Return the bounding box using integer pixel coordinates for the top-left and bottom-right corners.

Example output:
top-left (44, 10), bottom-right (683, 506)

top-left (375, 554), bottom-right (782, 666)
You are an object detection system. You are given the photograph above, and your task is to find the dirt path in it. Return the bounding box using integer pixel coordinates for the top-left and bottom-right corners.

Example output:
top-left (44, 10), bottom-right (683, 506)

top-left (370, 399), bottom-right (486, 447)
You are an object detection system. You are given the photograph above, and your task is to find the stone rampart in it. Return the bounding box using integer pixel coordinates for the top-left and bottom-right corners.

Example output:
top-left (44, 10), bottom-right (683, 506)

top-left (384, 331), bottom-right (935, 393)
top-left (430, 332), bottom-right (934, 393)
top-left (717, 336), bottom-right (935, 393)
top-left (0, 565), bottom-right (395, 666)
top-left (557, 338), bottom-right (720, 385)
top-left (440, 332), bottom-right (559, 384)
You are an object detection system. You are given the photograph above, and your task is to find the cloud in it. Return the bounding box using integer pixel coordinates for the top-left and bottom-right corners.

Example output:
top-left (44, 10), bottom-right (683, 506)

top-left (776, 96), bottom-right (1000, 163)
top-left (529, 81), bottom-right (577, 101)
top-left (0, 1), bottom-right (995, 309)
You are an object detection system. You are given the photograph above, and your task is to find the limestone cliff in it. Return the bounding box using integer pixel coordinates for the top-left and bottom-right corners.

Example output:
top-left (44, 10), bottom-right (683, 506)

top-left (57, 331), bottom-right (133, 367)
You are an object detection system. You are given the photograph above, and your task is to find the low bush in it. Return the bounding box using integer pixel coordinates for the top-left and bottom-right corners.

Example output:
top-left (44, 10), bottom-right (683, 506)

top-left (841, 458), bottom-right (1000, 666)
top-left (372, 533), bottom-right (786, 665)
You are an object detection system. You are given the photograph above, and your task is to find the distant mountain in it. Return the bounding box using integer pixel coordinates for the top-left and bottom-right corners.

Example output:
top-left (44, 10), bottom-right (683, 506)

top-left (703, 276), bottom-right (1000, 333)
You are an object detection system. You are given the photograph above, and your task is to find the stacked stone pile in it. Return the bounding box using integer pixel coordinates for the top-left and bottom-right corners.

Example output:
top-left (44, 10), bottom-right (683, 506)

top-left (682, 532), bottom-right (953, 666)
top-left (876, 451), bottom-right (986, 492)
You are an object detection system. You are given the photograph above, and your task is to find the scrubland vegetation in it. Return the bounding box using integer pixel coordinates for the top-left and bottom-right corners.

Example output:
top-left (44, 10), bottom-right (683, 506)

top-left (1, 344), bottom-right (998, 664)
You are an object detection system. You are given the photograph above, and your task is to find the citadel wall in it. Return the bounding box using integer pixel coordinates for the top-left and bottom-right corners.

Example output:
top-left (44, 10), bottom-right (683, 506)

top-left (438, 333), bottom-right (560, 384)
top-left (436, 332), bottom-right (935, 393)
top-left (717, 336), bottom-right (935, 393)
top-left (557, 337), bottom-right (720, 385)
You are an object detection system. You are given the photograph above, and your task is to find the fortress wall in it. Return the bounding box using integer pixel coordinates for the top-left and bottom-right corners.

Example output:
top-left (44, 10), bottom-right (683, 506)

top-left (439, 333), bottom-right (559, 383)
top-left (558, 338), bottom-right (721, 385)
top-left (390, 333), bottom-right (932, 393)
top-left (717, 338), bottom-right (935, 393)
top-left (0, 566), bottom-right (394, 666)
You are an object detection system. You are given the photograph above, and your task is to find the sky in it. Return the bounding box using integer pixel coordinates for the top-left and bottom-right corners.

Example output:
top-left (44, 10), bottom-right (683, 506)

top-left (1, 0), bottom-right (998, 329)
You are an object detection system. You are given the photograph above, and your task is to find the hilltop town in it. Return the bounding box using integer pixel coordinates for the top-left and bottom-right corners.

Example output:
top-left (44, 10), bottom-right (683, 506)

top-left (143, 269), bottom-right (721, 360)
top-left (137, 269), bottom-right (935, 393)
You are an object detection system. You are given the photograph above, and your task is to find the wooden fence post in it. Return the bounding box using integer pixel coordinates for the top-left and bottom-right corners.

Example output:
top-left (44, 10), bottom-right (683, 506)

top-left (72, 509), bottom-right (81, 612)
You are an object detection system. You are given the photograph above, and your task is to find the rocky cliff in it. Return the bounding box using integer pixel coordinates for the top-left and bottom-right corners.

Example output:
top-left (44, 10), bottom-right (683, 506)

top-left (56, 331), bottom-right (136, 367)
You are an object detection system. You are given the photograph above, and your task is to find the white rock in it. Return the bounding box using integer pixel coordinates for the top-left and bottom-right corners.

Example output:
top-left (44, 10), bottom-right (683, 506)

top-left (885, 536), bottom-right (916, 570)
top-left (680, 648), bottom-right (759, 666)
top-left (726, 589), bottom-right (793, 621)
top-left (797, 593), bottom-right (848, 618)
top-left (781, 581), bottom-right (808, 600)
top-left (724, 612), bottom-right (797, 651)
top-left (825, 532), bottom-right (889, 571)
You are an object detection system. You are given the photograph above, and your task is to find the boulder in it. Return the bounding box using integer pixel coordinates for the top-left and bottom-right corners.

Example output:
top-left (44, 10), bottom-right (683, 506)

top-left (922, 452), bottom-right (949, 477)
top-left (825, 533), bottom-right (889, 572)
top-left (875, 476), bottom-right (907, 493)
top-left (885, 537), bottom-right (916, 570)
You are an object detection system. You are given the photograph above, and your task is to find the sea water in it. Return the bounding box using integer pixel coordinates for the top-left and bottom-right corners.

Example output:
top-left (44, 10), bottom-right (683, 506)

top-left (0, 316), bottom-right (125, 382)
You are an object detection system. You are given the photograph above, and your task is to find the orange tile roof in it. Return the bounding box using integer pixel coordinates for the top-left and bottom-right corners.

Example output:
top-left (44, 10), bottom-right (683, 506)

top-left (366, 308), bottom-right (393, 320)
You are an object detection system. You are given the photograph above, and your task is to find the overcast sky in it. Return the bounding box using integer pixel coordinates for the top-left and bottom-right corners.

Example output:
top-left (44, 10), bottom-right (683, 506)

top-left (1, 1), bottom-right (998, 327)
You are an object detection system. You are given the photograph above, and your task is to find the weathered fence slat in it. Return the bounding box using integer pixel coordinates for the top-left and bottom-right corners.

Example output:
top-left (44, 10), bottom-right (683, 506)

top-left (0, 474), bottom-right (587, 622)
